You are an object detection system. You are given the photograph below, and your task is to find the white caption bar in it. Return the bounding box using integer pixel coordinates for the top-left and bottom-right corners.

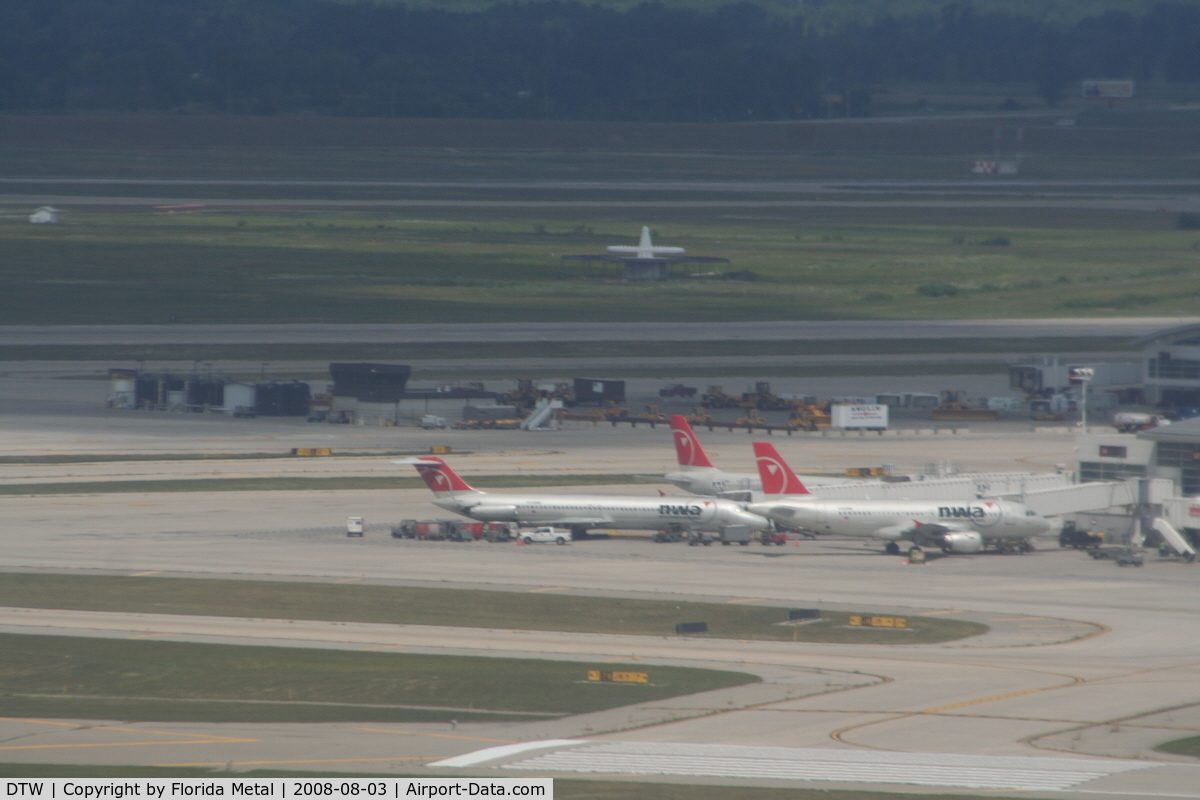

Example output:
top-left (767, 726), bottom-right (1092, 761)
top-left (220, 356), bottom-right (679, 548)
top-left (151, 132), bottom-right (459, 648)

top-left (3, 780), bottom-right (552, 800)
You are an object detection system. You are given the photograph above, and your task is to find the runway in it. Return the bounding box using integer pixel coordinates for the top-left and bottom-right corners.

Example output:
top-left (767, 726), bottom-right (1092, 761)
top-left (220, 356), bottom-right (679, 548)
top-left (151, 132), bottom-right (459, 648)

top-left (0, 317), bottom-right (1191, 346)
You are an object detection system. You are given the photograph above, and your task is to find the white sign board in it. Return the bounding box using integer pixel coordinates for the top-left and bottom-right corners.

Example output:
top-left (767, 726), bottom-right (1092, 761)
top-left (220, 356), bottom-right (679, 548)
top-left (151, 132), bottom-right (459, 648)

top-left (831, 403), bottom-right (889, 429)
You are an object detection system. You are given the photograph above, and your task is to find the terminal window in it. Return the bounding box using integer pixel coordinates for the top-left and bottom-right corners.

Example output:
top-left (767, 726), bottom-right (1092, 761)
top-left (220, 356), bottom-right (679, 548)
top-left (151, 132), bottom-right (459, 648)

top-left (1099, 445), bottom-right (1128, 458)
top-left (1148, 358), bottom-right (1200, 380)
top-left (1079, 462), bottom-right (1146, 482)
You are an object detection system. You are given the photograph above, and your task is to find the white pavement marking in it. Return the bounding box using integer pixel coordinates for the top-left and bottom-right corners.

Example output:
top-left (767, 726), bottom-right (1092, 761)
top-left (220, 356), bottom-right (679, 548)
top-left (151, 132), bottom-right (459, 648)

top-left (428, 740), bottom-right (588, 768)
top-left (503, 741), bottom-right (1156, 791)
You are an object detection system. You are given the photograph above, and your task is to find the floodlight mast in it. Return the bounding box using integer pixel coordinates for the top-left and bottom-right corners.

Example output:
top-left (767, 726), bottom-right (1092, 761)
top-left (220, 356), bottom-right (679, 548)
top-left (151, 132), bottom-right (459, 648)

top-left (1071, 368), bottom-right (1094, 434)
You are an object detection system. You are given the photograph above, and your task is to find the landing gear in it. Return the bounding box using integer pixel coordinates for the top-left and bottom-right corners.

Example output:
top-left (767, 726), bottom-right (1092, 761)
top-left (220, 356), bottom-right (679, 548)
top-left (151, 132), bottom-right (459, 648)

top-left (885, 542), bottom-right (901, 555)
top-left (570, 526), bottom-right (589, 541)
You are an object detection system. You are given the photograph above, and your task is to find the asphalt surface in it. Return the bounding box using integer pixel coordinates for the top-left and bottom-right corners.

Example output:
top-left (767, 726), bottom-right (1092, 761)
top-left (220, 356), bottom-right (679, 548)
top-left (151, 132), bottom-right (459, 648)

top-left (6, 193), bottom-right (1200, 212)
top-left (0, 317), bottom-right (1192, 346)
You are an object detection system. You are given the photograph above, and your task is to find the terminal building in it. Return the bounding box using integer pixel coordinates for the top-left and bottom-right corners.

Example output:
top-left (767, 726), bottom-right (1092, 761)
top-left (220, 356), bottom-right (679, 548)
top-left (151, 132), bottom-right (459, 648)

top-left (1079, 419), bottom-right (1200, 496)
top-left (1132, 322), bottom-right (1200, 408)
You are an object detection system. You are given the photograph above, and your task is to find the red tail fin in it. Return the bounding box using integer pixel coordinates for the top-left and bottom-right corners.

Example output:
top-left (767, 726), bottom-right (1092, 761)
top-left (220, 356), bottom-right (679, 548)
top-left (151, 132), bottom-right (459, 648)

top-left (752, 442), bottom-right (810, 495)
top-left (670, 415), bottom-right (714, 468)
top-left (398, 457), bottom-right (475, 495)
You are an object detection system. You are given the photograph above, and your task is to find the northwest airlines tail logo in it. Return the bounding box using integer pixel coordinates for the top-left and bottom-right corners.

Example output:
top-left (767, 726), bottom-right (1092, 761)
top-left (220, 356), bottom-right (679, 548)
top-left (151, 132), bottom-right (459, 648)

top-left (752, 442), bottom-right (809, 495)
top-left (670, 416), bottom-right (713, 467)
top-left (412, 459), bottom-right (472, 493)
top-left (673, 430), bottom-right (700, 465)
top-left (756, 455), bottom-right (790, 494)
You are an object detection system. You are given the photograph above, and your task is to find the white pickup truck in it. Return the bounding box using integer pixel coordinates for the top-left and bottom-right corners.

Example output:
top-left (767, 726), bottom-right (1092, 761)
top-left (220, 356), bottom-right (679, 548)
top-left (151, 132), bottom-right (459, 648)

top-left (520, 526), bottom-right (570, 545)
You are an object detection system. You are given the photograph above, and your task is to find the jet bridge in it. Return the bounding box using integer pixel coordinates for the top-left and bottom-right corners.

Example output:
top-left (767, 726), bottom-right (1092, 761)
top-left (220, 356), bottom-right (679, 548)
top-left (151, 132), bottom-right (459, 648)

top-left (808, 471), bottom-right (1073, 502)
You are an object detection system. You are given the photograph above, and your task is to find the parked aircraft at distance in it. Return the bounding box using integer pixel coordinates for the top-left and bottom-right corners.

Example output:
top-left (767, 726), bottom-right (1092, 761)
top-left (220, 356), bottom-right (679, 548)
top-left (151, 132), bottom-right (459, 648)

top-left (746, 442), bottom-right (1051, 556)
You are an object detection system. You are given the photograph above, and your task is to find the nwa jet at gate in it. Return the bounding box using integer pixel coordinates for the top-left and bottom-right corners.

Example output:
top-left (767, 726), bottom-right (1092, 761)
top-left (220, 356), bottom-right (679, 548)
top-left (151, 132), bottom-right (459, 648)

top-left (397, 457), bottom-right (768, 539)
top-left (663, 415), bottom-right (870, 496)
top-left (746, 442), bottom-right (1050, 556)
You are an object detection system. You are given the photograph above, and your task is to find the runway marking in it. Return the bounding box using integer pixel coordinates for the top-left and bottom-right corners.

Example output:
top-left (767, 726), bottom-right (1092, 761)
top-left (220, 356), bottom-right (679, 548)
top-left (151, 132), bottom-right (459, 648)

top-left (155, 757), bottom-right (436, 767)
top-left (726, 597), bottom-right (766, 604)
top-left (129, 570), bottom-right (163, 576)
top-left (527, 586), bottom-right (569, 593)
top-left (922, 609), bottom-right (965, 615)
top-left (0, 739), bottom-right (255, 751)
top-left (921, 678), bottom-right (1085, 714)
top-left (0, 718), bottom-right (255, 742)
top-left (353, 728), bottom-right (516, 744)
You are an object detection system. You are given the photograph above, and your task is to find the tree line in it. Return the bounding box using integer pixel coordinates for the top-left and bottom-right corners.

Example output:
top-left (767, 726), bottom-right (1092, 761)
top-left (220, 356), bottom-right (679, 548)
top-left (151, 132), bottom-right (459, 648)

top-left (1, 0), bottom-right (1198, 120)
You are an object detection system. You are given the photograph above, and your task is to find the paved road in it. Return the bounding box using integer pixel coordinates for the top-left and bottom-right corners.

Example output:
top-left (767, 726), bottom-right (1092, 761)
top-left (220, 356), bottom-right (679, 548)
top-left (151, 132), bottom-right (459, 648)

top-left (5, 192), bottom-right (1200, 212)
top-left (4, 177), bottom-right (1200, 190)
top-left (0, 318), bottom-right (1192, 346)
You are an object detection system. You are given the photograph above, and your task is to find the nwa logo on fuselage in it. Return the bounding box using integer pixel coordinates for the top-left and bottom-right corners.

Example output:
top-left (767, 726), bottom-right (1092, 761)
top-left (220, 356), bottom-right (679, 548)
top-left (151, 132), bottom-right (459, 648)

top-left (660, 503), bottom-right (704, 517)
top-left (936, 502), bottom-right (1000, 527)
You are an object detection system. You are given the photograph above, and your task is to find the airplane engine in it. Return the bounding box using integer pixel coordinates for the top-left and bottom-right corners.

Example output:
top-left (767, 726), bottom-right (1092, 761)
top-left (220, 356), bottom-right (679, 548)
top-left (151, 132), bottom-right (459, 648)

top-left (465, 505), bottom-right (518, 521)
top-left (941, 531), bottom-right (984, 553)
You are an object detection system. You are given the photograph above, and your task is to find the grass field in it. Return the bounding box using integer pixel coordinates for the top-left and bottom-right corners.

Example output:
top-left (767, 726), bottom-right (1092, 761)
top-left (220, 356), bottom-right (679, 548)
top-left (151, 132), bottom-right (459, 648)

top-left (4, 206), bottom-right (1200, 327)
top-left (4, 111), bottom-right (1199, 329)
top-left (1155, 734), bottom-right (1200, 758)
top-left (0, 632), bottom-right (752, 723)
top-left (0, 573), bottom-right (988, 645)
top-left (0, 474), bottom-right (656, 496)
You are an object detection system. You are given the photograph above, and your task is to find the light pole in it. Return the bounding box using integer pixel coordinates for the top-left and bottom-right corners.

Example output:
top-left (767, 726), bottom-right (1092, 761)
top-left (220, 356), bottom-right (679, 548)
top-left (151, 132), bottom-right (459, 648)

top-left (1071, 367), bottom-right (1094, 434)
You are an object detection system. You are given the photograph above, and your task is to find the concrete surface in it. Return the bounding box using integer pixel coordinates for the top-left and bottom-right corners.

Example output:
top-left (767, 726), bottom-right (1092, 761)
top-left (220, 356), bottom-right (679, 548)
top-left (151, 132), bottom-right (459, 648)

top-left (1, 364), bottom-right (1199, 799)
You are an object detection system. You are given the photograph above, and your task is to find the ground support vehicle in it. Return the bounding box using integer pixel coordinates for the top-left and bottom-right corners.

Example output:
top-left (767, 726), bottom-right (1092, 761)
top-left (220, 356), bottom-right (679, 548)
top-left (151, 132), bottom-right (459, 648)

top-left (391, 519), bottom-right (458, 540)
top-left (447, 521), bottom-right (483, 541)
top-left (686, 530), bottom-right (715, 546)
top-left (346, 517), bottom-right (365, 537)
top-left (659, 384), bottom-right (697, 398)
top-left (1116, 548), bottom-right (1145, 566)
top-left (1089, 546), bottom-right (1142, 564)
top-left (1059, 522), bottom-right (1105, 549)
top-left (760, 530), bottom-right (789, 546)
top-left (653, 529), bottom-right (686, 543)
top-left (519, 526), bottom-right (570, 545)
top-left (719, 525), bottom-right (755, 545)
top-left (484, 522), bottom-right (519, 542)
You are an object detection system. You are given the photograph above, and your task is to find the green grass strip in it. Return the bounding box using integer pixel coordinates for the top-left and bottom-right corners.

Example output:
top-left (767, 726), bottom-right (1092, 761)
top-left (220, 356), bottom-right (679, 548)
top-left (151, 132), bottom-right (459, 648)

top-left (0, 573), bottom-right (987, 644)
top-left (1155, 733), bottom-right (1200, 758)
top-left (0, 474), bottom-right (655, 496)
top-left (0, 632), bottom-right (751, 722)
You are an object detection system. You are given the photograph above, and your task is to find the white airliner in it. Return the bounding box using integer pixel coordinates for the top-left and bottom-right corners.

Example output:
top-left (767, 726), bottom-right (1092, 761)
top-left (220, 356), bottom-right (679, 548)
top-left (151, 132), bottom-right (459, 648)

top-left (663, 415), bottom-right (868, 496)
top-left (746, 442), bottom-right (1050, 556)
top-left (397, 456), bottom-right (769, 539)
